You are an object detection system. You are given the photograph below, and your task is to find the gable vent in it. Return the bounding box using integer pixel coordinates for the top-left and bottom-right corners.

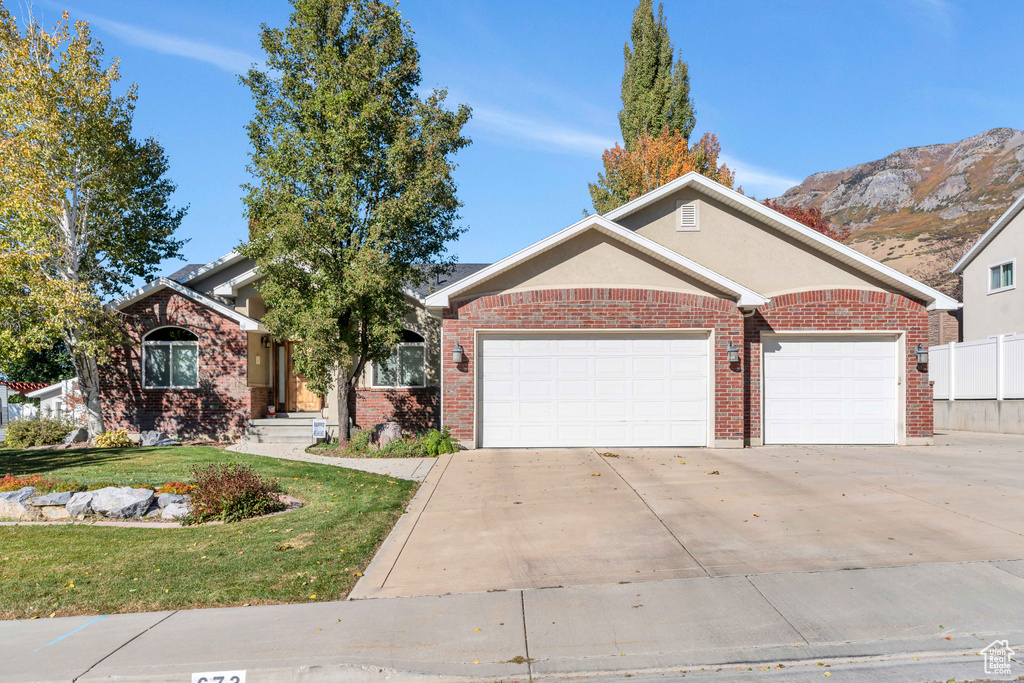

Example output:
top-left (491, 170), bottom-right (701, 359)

top-left (677, 200), bottom-right (699, 232)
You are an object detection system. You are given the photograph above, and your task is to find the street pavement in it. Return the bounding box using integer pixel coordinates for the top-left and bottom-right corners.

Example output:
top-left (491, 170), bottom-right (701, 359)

top-left (3, 559), bottom-right (1023, 681)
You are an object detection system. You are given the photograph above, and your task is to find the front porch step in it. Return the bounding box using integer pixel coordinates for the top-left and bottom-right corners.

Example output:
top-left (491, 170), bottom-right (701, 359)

top-left (250, 418), bottom-right (339, 427)
top-left (239, 433), bottom-right (317, 445)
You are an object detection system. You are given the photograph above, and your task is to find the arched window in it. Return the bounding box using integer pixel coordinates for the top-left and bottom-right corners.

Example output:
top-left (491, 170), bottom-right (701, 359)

top-left (373, 329), bottom-right (426, 387)
top-left (143, 327), bottom-right (199, 389)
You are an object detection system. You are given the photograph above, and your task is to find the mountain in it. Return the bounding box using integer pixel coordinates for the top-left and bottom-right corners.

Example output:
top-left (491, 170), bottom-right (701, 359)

top-left (773, 128), bottom-right (1024, 296)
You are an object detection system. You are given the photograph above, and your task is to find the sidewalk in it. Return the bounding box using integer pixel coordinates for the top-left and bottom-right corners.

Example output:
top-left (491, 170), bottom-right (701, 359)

top-left (226, 442), bottom-right (437, 481)
top-left (4, 559), bottom-right (1023, 682)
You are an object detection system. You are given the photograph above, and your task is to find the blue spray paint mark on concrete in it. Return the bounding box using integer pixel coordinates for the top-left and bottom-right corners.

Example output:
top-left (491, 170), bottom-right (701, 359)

top-left (33, 615), bottom-right (107, 652)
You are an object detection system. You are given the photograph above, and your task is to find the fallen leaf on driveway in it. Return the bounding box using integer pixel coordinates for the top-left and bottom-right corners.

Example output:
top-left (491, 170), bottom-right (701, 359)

top-left (590, 473), bottom-right (601, 476)
top-left (707, 471), bottom-right (720, 475)
top-left (599, 452), bottom-right (619, 458)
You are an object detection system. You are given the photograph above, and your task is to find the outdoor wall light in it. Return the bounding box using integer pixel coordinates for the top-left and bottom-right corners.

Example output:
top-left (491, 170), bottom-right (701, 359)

top-left (260, 335), bottom-right (271, 349)
top-left (452, 342), bottom-right (465, 364)
top-left (915, 344), bottom-right (929, 365)
top-left (726, 342), bottom-right (740, 363)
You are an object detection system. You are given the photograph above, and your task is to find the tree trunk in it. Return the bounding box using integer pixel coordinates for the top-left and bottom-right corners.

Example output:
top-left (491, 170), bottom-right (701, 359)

top-left (335, 364), bottom-right (351, 443)
top-left (67, 335), bottom-right (106, 437)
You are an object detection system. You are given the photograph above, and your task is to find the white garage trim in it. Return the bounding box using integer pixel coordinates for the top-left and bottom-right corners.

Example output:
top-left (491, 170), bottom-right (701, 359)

top-left (473, 328), bottom-right (715, 449)
top-left (760, 331), bottom-right (906, 446)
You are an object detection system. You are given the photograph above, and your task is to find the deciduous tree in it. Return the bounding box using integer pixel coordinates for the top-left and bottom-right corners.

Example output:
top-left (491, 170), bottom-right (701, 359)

top-left (241, 0), bottom-right (470, 440)
top-left (590, 129), bottom-right (735, 214)
top-left (0, 7), bottom-right (187, 435)
top-left (761, 199), bottom-right (850, 243)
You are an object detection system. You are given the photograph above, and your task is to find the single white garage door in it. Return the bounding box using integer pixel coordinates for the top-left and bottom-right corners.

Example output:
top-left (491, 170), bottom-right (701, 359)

top-left (763, 336), bottom-right (897, 445)
top-left (479, 333), bottom-right (708, 448)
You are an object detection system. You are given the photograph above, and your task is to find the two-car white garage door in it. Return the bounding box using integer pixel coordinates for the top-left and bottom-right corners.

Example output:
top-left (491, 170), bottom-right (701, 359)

top-left (479, 333), bottom-right (708, 448)
top-left (476, 333), bottom-right (899, 448)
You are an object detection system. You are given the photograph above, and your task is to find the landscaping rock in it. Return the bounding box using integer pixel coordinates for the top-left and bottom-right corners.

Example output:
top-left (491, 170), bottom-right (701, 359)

top-left (89, 487), bottom-right (154, 519)
top-left (157, 493), bottom-right (184, 508)
top-left (0, 487), bottom-right (36, 504)
top-left (145, 508), bottom-right (163, 519)
top-left (0, 500), bottom-right (32, 520)
top-left (66, 491), bottom-right (95, 517)
top-left (39, 506), bottom-right (71, 520)
top-left (62, 428), bottom-right (89, 445)
top-left (161, 503), bottom-right (189, 520)
top-left (372, 421), bottom-right (403, 448)
top-left (140, 431), bottom-right (181, 447)
top-left (30, 491), bottom-right (74, 507)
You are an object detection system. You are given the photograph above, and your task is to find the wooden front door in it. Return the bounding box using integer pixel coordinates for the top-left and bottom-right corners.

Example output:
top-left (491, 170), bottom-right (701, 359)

top-left (275, 342), bottom-right (324, 413)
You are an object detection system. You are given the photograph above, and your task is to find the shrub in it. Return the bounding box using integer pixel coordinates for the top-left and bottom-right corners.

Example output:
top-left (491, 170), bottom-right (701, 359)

top-left (157, 481), bottom-right (194, 495)
top-left (347, 428), bottom-right (373, 454)
top-left (92, 429), bottom-right (133, 448)
top-left (376, 436), bottom-right (425, 458)
top-left (4, 417), bottom-right (78, 449)
top-left (0, 473), bottom-right (85, 494)
top-left (185, 463), bottom-right (286, 524)
top-left (423, 427), bottom-right (459, 456)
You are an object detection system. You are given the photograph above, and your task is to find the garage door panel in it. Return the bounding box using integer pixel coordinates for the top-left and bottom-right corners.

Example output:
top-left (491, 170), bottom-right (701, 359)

top-left (480, 333), bottom-right (708, 448)
top-left (764, 336), bottom-right (896, 445)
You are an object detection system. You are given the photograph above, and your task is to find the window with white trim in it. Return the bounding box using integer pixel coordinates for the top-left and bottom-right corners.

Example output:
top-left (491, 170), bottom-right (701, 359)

top-left (143, 327), bottom-right (199, 389)
top-left (989, 260), bottom-right (1015, 293)
top-left (373, 330), bottom-right (426, 387)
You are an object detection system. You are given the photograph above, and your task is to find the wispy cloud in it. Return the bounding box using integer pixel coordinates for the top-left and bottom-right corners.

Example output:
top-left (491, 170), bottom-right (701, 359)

top-left (471, 105), bottom-right (616, 157)
top-left (82, 13), bottom-right (259, 75)
top-left (719, 154), bottom-right (802, 198)
top-left (905, 0), bottom-right (955, 38)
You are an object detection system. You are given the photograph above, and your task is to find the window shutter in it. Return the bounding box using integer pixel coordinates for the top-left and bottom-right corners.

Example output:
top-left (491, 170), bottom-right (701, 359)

top-left (677, 200), bottom-right (699, 232)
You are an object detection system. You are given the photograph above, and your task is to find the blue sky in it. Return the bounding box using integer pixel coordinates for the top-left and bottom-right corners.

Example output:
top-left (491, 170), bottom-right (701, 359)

top-left (20, 0), bottom-right (1024, 274)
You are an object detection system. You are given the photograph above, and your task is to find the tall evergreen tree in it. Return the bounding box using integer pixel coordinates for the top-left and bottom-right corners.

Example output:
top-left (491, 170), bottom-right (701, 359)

top-left (618, 0), bottom-right (694, 150)
top-left (241, 0), bottom-right (470, 440)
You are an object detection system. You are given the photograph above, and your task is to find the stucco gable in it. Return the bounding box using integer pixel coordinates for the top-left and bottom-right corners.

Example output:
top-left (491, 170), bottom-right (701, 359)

top-left (605, 173), bottom-right (958, 311)
top-left (425, 216), bottom-right (767, 310)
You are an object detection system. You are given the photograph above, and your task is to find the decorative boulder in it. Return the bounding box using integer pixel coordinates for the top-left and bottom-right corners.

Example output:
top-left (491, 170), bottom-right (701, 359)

top-left (0, 487), bottom-right (35, 520)
top-left (0, 487), bottom-right (36, 504)
top-left (140, 431), bottom-right (181, 447)
top-left (161, 503), bottom-right (189, 520)
top-left (89, 487), bottom-right (155, 519)
top-left (62, 428), bottom-right (89, 445)
top-left (66, 491), bottom-right (95, 517)
top-left (372, 421), bottom-right (403, 449)
top-left (39, 506), bottom-right (71, 520)
top-left (30, 491), bottom-right (75, 507)
top-left (157, 493), bottom-right (184, 508)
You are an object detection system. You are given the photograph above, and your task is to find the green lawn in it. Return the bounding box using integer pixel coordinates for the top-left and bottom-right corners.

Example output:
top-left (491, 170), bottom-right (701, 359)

top-left (0, 446), bottom-right (416, 620)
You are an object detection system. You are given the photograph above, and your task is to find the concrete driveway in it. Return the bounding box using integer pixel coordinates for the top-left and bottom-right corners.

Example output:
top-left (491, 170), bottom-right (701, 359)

top-left (353, 431), bottom-right (1024, 598)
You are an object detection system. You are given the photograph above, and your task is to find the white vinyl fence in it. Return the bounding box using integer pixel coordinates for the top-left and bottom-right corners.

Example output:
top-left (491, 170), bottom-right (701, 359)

top-left (931, 333), bottom-right (1024, 400)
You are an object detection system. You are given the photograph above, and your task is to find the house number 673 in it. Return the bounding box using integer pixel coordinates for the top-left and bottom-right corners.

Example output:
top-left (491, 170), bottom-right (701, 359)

top-left (191, 672), bottom-right (245, 683)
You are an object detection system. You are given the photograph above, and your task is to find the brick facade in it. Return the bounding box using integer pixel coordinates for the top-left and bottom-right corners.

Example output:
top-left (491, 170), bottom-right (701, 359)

top-left (440, 287), bottom-right (933, 447)
top-left (350, 387), bottom-right (440, 431)
top-left (928, 308), bottom-right (961, 346)
top-left (100, 290), bottom-right (252, 439)
top-left (744, 289), bottom-right (932, 442)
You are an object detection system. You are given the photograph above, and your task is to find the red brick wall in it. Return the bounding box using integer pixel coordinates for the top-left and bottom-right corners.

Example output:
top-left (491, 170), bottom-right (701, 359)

top-left (744, 289), bottom-right (932, 441)
top-left (350, 387), bottom-right (440, 431)
top-left (250, 386), bottom-right (271, 420)
top-left (440, 287), bottom-right (932, 447)
top-left (100, 289), bottom-right (251, 439)
top-left (441, 288), bottom-right (745, 445)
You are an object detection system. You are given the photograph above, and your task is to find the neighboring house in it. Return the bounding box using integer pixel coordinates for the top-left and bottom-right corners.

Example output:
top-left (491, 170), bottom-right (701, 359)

top-left (0, 382), bottom-right (46, 441)
top-left (930, 192), bottom-right (1024, 434)
top-left (426, 173), bottom-right (956, 448)
top-left (26, 379), bottom-right (81, 422)
top-left (100, 173), bottom-right (956, 446)
top-left (101, 252), bottom-right (489, 439)
top-left (953, 191), bottom-right (1024, 342)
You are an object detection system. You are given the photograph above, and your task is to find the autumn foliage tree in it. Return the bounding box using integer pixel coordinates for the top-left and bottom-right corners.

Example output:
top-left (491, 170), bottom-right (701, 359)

top-left (590, 128), bottom-right (735, 214)
top-left (761, 199), bottom-right (850, 243)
